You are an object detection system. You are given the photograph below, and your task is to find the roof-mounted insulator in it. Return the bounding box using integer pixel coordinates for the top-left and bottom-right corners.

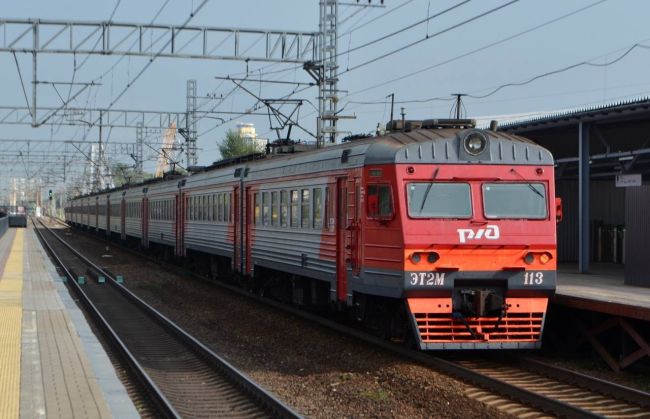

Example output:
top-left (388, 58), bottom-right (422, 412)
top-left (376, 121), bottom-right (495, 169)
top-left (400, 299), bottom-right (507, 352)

top-left (421, 119), bottom-right (477, 129)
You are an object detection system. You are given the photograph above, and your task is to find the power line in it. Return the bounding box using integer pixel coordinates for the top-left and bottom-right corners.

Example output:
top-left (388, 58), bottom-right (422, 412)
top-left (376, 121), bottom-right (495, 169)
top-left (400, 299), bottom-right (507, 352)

top-left (341, 0), bottom-right (520, 74)
top-left (338, 0), bottom-right (415, 38)
top-left (466, 42), bottom-right (650, 99)
top-left (91, 1), bottom-right (210, 121)
top-left (38, 0), bottom-right (174, 127)
top-left (344, 38), bottom-right (650, 111)
top-left (12, 52), bottom-right (32, 117)
top-left (338, 0), bottom-right (471, 61)
top-left (344, 0), bottom-right (610, 98)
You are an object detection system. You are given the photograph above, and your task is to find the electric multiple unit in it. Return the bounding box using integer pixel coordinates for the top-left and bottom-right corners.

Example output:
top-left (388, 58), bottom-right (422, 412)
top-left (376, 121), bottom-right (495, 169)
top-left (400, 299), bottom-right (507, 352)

top-left (66, 119), bottom-right (558, 349)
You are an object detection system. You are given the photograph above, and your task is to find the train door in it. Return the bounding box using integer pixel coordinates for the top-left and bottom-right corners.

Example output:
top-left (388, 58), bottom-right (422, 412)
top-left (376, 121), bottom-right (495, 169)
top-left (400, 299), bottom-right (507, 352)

top-left (175, 192), bottom-right (186, 257)
top-left (233, 186), bottom-right (243, 273)
top-left (350, 177), bottom-right (361, 276)
top-left (120, 199), bottom-right (126, 240)
top-left (245, 187), bottom-right (253, 275)
top-left (336, 178), bottom-right (349, 303)
top-left (142, 197), bottom-right (149, 248)
top-left (336, 177), bottom-right (361, 303)
top-left (105, 196), bottom-right (111, 237)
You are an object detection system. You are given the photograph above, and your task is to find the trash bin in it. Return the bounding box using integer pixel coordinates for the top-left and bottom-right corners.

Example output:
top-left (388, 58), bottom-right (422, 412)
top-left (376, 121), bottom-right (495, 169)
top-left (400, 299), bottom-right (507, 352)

top-left (616, 225), bottom-right (625, 264)
top-left (601, 225), bottom-right (617, 263)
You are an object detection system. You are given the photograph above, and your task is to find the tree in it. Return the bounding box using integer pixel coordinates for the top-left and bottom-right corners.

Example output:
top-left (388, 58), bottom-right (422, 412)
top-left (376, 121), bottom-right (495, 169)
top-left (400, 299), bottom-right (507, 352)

top-left (218, 129), bottom-right (259, 159)
top-left (111, 163), bottom-right (154, 187)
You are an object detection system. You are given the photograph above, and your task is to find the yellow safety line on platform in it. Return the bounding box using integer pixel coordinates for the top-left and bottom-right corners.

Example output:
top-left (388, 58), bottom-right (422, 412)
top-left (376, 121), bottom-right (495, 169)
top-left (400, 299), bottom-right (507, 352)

top-left (0, 229), bottom-right (24, 419)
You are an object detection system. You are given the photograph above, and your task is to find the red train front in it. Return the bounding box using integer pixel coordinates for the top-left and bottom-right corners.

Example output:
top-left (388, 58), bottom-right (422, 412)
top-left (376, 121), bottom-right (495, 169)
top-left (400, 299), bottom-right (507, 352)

top-left (359, 120), bottom-right (557, 349)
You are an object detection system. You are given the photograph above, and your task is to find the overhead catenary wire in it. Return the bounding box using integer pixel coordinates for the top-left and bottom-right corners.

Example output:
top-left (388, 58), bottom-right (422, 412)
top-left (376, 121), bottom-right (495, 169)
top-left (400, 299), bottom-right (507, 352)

top-left (341, 0), bottom-right (520, 74)
top-left (337, 0), bottom-right (472, 61)
top-left (12, 51), bottom-right (33, 117)
top-left (466, 42), bottom-right (650, 99)
top-left (344, 39), bottom-right (650, 113)
top-left (46, 0), bottom-right (209, 131)
top-left (338, 0), bottom-right (416, 38)
top-left (38, 0), bottom-right (173, 127)
top-left (343, 0), bottom-right (610, 98)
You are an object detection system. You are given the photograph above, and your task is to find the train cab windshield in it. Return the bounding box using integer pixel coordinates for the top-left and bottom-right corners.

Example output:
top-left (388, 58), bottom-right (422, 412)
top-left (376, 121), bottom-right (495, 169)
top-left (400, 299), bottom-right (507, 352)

top-left (482, 182), bottom-right (547, 219)
top-left (407, 183), bottom-right (472, 218)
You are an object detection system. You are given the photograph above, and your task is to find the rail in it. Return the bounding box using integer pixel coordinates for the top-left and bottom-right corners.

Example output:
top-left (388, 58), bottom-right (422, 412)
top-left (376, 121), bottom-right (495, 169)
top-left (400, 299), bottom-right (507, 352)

top-left (34, 217), bottom-right (301, 419)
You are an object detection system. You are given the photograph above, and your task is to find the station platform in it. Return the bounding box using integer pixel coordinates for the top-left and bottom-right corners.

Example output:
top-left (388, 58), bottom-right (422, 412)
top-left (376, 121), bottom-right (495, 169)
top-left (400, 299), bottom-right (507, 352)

top-left (554, 263), bottom-right (650, 370)
top-left (555, 263), bottom-right (650, 321)
top-left (0, 226), bottom-right (139, 419)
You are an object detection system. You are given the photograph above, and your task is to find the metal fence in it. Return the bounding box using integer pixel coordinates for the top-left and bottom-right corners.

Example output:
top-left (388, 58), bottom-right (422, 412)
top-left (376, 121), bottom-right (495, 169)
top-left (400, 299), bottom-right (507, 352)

top-left (0, 215), bottom-right (8, 238)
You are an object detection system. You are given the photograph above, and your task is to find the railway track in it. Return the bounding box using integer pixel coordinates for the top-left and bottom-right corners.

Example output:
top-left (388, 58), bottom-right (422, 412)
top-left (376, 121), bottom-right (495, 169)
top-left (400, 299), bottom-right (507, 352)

top-left (455, 355), bottom-right (650, 418)
top-left (52, 217), bottom-right (650, 418)
top-left (34, 218), bottom-right (300, 419)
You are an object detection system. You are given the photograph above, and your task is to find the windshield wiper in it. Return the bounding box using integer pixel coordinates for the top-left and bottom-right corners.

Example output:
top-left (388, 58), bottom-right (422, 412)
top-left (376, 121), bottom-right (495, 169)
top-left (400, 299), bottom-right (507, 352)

top-left (509, 168), bottom-right (544, 199)
top-left (418, 168), bottom-right (439, 214)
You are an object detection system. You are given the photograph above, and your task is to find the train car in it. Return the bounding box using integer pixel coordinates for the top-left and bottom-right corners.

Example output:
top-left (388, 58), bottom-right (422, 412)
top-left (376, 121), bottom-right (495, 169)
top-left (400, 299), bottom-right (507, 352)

top-left (108, 192), bottom-right (122, 238)
top-left (67, 119), bottom-right (558, 350)
top-left (124, 187), bottom-right (145, 243)
top-left (88, 196), bottom-right (98, 230)
top-left (182, 167), bottom-right (237, 276)
top-left (146, 179), bottom-right (178, 254)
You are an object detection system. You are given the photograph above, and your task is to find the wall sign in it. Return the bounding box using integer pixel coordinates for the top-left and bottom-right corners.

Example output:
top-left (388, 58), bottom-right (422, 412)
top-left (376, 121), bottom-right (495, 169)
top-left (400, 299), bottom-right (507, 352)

top-left (615, 174), bottom-right (642, 187)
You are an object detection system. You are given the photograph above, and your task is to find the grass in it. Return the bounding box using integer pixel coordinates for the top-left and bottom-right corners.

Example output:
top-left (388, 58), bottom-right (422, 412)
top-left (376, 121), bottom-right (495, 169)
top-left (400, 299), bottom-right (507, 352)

top-left (361, 388), bottom-right (390, 402)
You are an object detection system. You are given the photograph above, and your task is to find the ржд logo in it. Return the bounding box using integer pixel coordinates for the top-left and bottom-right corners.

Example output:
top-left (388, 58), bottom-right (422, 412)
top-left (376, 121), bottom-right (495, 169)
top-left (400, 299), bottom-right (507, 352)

top-left (457, 225), bottom-right (500, 243)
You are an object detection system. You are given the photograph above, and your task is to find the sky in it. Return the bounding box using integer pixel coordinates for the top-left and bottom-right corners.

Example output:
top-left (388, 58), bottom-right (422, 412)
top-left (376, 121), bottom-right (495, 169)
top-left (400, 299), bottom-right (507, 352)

top-left (2, 0), bottom-right (650, 195)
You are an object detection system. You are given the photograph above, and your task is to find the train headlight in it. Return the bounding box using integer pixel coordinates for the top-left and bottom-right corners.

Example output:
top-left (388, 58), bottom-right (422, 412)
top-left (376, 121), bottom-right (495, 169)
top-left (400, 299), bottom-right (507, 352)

top-left (523, 253), bottom-right (535, 265)
top-left (427, 252), bottom-right (440, 263)
top-left (540, 252), bottom-right (552, 264)
top-left (411, 253), bottom-right (421, 263)
top-left (463, 132), bottom-right (488, 156)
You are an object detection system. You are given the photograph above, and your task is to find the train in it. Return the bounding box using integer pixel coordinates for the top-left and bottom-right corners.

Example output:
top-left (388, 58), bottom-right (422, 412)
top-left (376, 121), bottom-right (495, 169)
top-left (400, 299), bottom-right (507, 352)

top-left (65, 119), bottom-right (559, 350)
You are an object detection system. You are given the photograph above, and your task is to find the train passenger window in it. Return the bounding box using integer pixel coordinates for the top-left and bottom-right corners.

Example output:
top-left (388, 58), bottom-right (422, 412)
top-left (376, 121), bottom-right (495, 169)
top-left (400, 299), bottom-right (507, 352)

top-left (219, 194), bottom-right (226, 225)
top-left (212, 194), bottom-right (218, 222)
top-left (254, 193), bottom-right (260, 224)
top-left (203, 196), bottom-right (208, 221)
top-left (262, 192), bottom-right (270, 226)
top-left (407, 183), bottom-right (472, 218)
top-left (301, 189), bottom-right (310, 228)
top-left (198, 196), bottom-right (203, 221)
top-left (208, 195), bottom-right (213, 221)
top-left (290, 190), bottom-right (299, 227)
top-left (483, 183), bottom-right (547, 219)
top-left (367, 184), bottom-right (394, 220)
top-left (271, 191), bottom-right (279, 226)
top-left (225, 193), bottom-right (231, 222)
top-left (280, 190), bottom-right (288, 227)
top-left (313, 188), bottom-right (323, 228)
top-left (324, 187), bottom-right (330, 230)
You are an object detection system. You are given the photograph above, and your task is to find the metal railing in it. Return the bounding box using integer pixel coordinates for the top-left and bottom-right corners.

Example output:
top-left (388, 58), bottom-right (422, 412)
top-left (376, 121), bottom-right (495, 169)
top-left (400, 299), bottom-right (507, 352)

top-left (0, 215), bottom-right (8, 237)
